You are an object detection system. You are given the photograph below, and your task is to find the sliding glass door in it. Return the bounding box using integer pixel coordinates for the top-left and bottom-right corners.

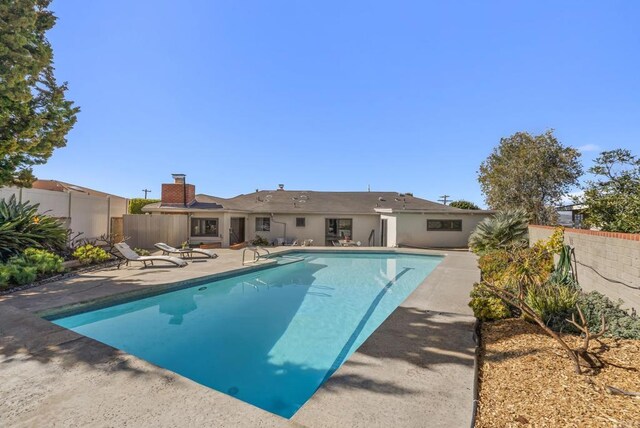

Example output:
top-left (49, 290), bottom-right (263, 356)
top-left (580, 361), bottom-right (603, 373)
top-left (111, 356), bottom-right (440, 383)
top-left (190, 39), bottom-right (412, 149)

top-left (325, 218), bottom-right (353, 246)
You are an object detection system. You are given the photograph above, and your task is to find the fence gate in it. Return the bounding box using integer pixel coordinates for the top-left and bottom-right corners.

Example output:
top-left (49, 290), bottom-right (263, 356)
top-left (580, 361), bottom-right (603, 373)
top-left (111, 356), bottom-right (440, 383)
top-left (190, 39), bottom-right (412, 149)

top-left (111, 217), bottom-right (124, 242)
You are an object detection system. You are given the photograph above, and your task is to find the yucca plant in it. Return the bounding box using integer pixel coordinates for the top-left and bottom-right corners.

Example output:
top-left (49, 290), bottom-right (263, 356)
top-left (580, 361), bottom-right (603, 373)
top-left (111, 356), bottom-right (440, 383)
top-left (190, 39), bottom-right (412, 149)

top-left (0, 195), bottom-right (67, 261)
top-left (468, 209), bottom-right (530, 255)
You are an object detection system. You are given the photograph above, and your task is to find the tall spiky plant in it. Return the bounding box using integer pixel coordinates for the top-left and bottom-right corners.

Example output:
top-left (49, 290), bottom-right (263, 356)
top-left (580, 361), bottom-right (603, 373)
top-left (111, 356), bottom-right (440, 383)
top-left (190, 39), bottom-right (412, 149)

top-left (0, 195), bottom-right (67, 261)
top-left (468, 209), bottom-right (530, 255)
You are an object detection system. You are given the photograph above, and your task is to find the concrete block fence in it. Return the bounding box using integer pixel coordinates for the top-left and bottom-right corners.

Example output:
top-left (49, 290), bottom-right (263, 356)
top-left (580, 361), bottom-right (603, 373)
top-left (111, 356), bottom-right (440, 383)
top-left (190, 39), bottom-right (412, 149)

top-left (529, 225), bottom-right (640, 312)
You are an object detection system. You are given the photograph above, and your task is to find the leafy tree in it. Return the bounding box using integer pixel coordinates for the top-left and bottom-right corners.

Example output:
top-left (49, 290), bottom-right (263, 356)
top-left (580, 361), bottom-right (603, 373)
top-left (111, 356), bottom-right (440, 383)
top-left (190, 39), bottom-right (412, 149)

top-left (478, 130), bottom-right (582, 225)
top-left (0, 0), bottom-right (79, 187)
top-left (580, 149), bottom-right (640, 233)
top-left (449, 200), bottom-right (480, 210)
top-left (128, 198), bottom-right (160, 214)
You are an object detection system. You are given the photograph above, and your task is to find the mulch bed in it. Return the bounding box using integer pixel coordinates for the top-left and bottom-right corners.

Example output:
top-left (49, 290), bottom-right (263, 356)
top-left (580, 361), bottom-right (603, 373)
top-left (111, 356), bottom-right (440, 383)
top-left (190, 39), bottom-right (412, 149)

top-left (476, 319), bottom-right (640, 427)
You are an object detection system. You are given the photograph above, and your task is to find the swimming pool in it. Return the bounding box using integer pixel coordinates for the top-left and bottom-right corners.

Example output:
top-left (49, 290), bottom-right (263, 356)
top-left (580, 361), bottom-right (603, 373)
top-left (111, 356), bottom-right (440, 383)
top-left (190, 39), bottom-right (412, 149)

top-left (52, 251), bottom-right (442, 418)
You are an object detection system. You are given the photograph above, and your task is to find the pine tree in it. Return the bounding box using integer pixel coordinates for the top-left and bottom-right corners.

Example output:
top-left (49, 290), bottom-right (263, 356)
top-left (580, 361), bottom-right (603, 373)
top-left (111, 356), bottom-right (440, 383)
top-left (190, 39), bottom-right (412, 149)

top-left (0, 0), bottom-right (79, 187)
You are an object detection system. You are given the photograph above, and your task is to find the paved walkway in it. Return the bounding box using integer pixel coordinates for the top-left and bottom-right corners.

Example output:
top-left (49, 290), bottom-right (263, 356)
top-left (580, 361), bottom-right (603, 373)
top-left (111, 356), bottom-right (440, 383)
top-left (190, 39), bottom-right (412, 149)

top-left (0, 248), bottom-right (478, 427)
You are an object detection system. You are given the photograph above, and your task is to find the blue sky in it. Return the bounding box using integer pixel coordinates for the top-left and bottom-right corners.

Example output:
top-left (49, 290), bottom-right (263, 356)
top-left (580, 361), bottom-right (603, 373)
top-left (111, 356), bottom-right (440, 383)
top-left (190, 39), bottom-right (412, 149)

top-left (37, 1), bottom-right (640, 205)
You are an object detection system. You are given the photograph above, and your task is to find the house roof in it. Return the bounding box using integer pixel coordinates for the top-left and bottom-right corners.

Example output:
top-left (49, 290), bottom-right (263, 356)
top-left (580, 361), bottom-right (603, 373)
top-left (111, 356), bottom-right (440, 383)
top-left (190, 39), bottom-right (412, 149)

top-left (31, 180), bottom-right (125, 199)
top-left (143, 190), bottom-right (491, 215)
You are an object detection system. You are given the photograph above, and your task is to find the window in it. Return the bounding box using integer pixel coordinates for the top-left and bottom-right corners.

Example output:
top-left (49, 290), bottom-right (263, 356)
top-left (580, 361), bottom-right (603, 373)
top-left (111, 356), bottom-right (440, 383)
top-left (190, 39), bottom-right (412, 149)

top-left (427, 219), bottom-right (462, 231)
top-left (191, 218), bottom-right (219, 236)
top-left (255, 217), bottom-right (271, 232)
top-left (296, 217), bottom-right (306, 227)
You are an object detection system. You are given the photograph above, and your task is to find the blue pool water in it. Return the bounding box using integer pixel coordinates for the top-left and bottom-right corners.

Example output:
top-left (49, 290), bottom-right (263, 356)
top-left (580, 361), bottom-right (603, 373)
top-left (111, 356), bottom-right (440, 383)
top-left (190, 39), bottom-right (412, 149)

top-left (52, 251), bottom-right (442, 418)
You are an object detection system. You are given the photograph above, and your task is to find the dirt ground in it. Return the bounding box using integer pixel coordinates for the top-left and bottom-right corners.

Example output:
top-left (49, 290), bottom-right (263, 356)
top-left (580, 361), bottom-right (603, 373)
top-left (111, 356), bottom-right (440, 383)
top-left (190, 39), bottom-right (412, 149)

top-left (476, 319), bottom-right (640, 428)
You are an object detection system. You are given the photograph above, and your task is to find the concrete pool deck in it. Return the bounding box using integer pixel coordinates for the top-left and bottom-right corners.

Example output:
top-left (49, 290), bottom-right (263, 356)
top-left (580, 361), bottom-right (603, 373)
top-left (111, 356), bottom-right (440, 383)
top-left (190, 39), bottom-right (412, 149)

top-left (0, 247), bottom-right (478, 427)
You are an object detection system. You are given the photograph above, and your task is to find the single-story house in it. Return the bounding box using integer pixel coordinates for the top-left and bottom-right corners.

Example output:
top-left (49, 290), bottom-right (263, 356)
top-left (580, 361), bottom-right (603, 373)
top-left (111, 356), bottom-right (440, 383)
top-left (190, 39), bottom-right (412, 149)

top-left (141, 176), bottom-right (493, 248)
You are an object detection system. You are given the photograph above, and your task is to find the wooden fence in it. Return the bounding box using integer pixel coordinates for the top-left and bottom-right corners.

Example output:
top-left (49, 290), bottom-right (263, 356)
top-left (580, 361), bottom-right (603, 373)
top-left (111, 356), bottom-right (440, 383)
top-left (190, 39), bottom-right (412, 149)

top-left (123, 214), bottom-right (189, 249)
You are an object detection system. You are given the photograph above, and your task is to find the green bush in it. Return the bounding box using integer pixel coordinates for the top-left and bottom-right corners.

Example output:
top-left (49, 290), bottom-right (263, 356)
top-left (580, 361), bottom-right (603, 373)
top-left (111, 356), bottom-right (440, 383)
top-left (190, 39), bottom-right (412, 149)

top-left (251, 235), bottom-right (269, 246)
top-left (449, 200), bottom-right (480, 210)
top-left (5, 263), bottom-right (37, 285)
top-left (134, 248), bottom-right (150, 256)
top-left (469, 209), bottom-right (529, 255)
top-left (21, 248), bottom-right (65, 275)
top-left (478, 250), bottom-right (511, 283)
top-left (469, 282), bottom-right (512, 321)
top-left (128, 198), bottom-right (160, 214)
top-left (0, 195), bottom-right (67, 261)
top-left (73, 244), bottom-right (111, 265)
top-left (525, 283), bottom-right (579, 330)
top-left (0, 248), bottom-right (66, 287)
top-left (0, 266), bottom-right (11, 289)
top-left (577, 291), bottom-right (640, 339)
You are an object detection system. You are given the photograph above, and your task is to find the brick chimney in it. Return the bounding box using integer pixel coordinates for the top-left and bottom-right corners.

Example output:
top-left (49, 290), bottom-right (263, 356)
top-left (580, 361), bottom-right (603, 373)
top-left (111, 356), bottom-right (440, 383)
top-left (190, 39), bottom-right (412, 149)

top-left (161, 174), bottom-right (195, 206)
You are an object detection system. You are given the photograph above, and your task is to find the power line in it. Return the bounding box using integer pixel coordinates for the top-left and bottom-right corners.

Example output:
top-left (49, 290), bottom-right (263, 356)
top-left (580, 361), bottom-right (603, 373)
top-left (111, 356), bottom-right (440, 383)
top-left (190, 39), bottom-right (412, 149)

top-left (142, 189), bottom-right (152, 199)
top-left (438, 194), bottom-right (451, 205)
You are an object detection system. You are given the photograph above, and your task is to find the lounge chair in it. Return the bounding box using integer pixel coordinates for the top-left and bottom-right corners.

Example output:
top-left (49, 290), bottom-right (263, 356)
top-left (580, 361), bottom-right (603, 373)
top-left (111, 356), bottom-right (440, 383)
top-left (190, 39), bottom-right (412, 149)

top-left (154, 242), bottom-right (218, 259)
top-left (114, 243), bottom-right (188, 268)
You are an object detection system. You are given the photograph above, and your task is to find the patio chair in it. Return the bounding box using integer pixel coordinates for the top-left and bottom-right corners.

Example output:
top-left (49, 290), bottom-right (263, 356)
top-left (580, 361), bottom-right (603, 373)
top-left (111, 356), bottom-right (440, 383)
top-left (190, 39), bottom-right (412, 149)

top-left (154, 242), bottom-right (218, 259)
top-left (114, 243), bottom-right (188, 269)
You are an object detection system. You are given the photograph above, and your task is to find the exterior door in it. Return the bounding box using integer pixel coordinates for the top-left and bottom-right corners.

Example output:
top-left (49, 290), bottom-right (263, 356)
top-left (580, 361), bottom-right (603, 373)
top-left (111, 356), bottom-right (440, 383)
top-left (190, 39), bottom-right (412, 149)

top-left (381, 219), bottom-right (388, 247)
top-left (325, 218), bottom-right (353, 246)
top-left (230, 217), bottom-right (245, 245)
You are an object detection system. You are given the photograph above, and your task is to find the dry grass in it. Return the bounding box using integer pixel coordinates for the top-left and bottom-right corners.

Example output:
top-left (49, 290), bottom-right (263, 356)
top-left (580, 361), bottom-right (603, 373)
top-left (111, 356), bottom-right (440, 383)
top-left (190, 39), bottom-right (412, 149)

top-left (476, 319), bottom-right (640, 427)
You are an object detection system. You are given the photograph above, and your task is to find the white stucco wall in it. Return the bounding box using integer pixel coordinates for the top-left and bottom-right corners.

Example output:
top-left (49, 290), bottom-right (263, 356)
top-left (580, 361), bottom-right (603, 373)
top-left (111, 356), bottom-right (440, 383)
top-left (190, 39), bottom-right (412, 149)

top-left (246, 213), bottom-right (380, 246)
top-left (395, 212), bottom-right (489, 248)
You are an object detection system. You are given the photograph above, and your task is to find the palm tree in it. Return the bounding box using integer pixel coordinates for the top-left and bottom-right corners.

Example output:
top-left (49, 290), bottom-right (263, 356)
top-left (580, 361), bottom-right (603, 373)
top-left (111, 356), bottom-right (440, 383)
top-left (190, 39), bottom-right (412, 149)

top-left (468, 209), bottom-right (529, 255)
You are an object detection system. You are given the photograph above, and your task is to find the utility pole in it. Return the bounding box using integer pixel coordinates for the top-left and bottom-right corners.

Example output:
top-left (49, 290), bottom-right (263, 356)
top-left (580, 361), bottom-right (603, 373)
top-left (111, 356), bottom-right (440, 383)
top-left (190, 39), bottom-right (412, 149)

top-left (438, 195), bottom-right (450, 205)
top-left (142, 189), bottom-right (152, 199)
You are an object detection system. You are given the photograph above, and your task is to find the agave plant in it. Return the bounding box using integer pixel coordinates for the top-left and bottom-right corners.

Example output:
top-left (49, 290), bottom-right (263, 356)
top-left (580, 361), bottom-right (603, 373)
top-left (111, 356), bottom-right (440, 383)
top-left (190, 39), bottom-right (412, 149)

top-left (0, 195), bottom-right (67, 261)
top-left (468, 209), bottom-right (530, 255)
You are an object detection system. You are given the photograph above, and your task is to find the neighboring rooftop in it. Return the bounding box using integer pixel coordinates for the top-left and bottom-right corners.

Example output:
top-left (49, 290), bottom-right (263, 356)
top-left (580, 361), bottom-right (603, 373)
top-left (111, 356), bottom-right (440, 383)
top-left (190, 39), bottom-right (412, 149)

top-left (31, 180), bottom-right (124, 199)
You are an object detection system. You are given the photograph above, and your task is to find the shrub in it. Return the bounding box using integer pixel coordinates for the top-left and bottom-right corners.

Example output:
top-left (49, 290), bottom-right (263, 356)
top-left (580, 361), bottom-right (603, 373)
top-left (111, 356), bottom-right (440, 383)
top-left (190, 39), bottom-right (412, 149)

top-left (469, 209), bottom-right (529, 255)
top-left (478, 250), bottom-right (511, 283)
top-left (525, 283), bottom-right (579, 330)
top-left (3, 248), bottom-right (65, 285)
top-left (549, 244), bottom-right (577, 287)
top-left (479, 246), bottom-right (553, 291)
top-left (21, 248), bottom-right (65, 275)
top-left (5, 263), bottom-right (37, 285)
top-left (469, 282), bottom-right (512, 321)
top-left (134, 248), bottom-right (150, 256)
top-left (0, 266), bottom-right (11, 289)
top-left (73, 244), bottom-right (111, 265)
top-left (128, 198), bottom-right (160, 214)
top-left (0, 195), bottom-right (67, 261)
top-left (501, 247), bottom-right (554, 292)
top-left (577, 291), bottom-right (640, 339)
top-left (0, 248), bottom-right (66, 288)
top-left (251, 235), bottom-right (269, 246)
